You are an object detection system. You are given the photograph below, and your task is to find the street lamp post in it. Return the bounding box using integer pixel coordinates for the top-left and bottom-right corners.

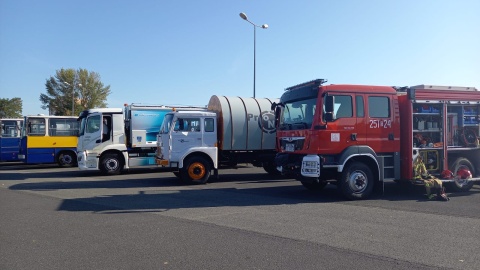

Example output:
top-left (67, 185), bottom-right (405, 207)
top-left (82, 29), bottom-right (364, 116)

top-left (239, 12), bottom-right (268, 98)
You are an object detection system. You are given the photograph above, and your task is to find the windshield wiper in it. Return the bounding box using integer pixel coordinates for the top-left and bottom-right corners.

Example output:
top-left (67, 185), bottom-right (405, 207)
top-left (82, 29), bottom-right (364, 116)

top-left (280, 123), bottom-right (292, 130)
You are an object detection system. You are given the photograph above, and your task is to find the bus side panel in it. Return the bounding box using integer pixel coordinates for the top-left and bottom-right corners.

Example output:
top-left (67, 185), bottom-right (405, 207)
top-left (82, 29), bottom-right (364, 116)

top-left (23, 147), bottom-right (77, 164)
top-left (0, 137), bottom-right (21, 161)
top-left (27, 136), bottom-right (77, 148)
top-left (22, 136), bottom-right (77, 163)
top-left (26, 148), bottom-right (56, 164)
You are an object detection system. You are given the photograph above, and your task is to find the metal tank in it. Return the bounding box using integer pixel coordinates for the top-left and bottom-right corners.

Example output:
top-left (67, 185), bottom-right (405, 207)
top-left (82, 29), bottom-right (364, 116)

top-left (207, 96), bottom-right (278, 151)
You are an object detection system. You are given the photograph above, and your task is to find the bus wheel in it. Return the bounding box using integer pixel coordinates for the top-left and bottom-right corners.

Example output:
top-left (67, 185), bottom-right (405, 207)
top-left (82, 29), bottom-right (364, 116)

top-left (448, 158), bottom-right (475, 192)
top-left (58, 151), bottom-right (76, 167)
top-left (181, 156), bottom-right (211, 184)
top-left (100, 153), bottom-right (123, 175)
top-left (340, 162), bottom-right (374, 200)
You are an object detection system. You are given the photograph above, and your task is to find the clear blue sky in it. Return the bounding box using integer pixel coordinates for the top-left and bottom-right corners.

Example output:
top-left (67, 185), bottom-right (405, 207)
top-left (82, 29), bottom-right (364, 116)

top-left (1, 0), bottom-right (479, 116)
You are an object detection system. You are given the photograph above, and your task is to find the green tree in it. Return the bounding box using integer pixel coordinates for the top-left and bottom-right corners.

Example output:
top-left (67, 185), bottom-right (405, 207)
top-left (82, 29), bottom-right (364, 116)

top-left (0, 97), bottom-right (23, 118)
top-left (40, 68), bottom-right (111, 116)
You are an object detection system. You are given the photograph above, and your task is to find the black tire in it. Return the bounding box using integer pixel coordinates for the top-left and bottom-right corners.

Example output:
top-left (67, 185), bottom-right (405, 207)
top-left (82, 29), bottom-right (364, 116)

top-left (448, 158), bottom-right (475, 192)
top-left (100, 153), bottom-right (123, 175)
top-left (180, 156), bottom-right (211, 184)
top-left (300, 179), bottom-right (327, 191)
top-left (340, 162), bottom-right (374, 200)
top-left (57, 151), bottom-right (77, 167)
top-left (263, 161), bottom-right (281, 176)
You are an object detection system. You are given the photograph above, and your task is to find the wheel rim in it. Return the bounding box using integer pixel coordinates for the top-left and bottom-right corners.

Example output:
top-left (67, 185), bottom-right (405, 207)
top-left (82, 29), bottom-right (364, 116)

top-left (348, 170), bottom-right (368, 193)
top-left (60, 153), bottom-right (73, 165)
top-left (454, 165), bottom-right (471, 188)
top-left (105, 158), bottom-right (119, 171)
top-left (188, 162), bottom-right (206, 180)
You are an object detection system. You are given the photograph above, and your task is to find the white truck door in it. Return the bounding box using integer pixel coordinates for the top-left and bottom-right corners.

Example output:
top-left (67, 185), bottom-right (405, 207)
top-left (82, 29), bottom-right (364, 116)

top-left (202, 117), bottom-right (216, 147)
top-left (171, 117), bottom-right (202, 159)
top-left (82, 113), bottom-right (103, 150)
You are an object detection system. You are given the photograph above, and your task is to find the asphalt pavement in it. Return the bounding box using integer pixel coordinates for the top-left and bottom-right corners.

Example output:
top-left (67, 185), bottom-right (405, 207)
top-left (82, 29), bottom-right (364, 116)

top-left (1, 163), bottom-right (479, 270)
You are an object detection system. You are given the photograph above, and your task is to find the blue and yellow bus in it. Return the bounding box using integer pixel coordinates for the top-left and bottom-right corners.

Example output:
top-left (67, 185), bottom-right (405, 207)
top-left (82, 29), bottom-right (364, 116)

top-left (18, 115), bottom-right (79, 167)
top-left (0, 118), bottom-right (23, 162)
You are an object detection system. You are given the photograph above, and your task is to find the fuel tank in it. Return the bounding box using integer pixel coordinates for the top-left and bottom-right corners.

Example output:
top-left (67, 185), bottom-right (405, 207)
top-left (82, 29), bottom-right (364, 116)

top-left (207, 96), bottom-right (278, 151)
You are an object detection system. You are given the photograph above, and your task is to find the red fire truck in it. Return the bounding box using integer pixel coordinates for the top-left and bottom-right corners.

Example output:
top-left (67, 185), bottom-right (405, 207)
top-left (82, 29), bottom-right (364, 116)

top-left (273, 79), bottom-right (480, 200)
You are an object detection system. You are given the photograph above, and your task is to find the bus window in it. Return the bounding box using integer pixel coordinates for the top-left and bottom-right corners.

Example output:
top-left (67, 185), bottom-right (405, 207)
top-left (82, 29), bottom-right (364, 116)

top-left (50, 118), bottom-right (79, 136)
top-left (27, 118), bottom-right (46, 136)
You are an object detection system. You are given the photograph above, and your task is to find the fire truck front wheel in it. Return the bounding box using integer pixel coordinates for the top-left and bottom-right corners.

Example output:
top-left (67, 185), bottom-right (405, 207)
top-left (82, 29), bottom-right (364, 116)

top-left (100, 153), bottom-right (124, 175)
top-left (181, 156), bottom-right (211, 184)
top-left (340, 162), bottom-right (374, 200)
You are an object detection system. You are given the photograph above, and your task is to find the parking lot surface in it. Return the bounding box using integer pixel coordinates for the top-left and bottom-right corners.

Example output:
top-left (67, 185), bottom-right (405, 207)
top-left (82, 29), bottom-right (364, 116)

top-left (1, 163), bottom-right (479, 269)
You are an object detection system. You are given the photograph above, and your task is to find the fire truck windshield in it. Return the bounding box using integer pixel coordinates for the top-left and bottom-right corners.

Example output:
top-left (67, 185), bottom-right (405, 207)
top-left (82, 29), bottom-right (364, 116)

top-left (279, 97), bottom-right (317, 130)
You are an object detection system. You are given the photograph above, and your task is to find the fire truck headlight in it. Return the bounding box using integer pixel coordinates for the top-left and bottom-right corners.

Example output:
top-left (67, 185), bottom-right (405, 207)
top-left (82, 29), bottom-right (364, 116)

top-left (303, 161), bottom-right (317, 168)
top-left (301, 155), bottom-right (320, 177)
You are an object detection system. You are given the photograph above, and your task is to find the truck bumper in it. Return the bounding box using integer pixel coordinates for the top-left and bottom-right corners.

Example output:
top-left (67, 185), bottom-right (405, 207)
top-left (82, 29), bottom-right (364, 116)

top-left (155, 158), bottom-right (169, 166)
top-left (77, 151), bottom-right (99, 171)
top-left (275, 153), bottom-right (321, 178)
top-left (155, 158), bottom-right (180, 168)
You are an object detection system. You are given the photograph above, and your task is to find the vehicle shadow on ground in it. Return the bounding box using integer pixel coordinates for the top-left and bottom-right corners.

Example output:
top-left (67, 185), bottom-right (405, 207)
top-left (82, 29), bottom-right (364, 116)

top-left (52, 181), bottom-right (480, 219)
top-left (0, 168), bottom-right (86, 181)
top-left (0, 163), bottom-right (72, 171)
top-left (0, 166), bottom-right (179, 180)
top-left (7, 169), bottom-right (480, 218)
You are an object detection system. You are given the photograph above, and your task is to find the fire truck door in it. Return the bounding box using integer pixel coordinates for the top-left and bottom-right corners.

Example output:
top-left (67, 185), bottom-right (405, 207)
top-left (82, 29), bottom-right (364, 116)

top-left (329, 95), bottom-right (358, 152)
top-left (365, 96), bottom-right (396, 152)
top-left (354, 95), bottom-right (367, 145)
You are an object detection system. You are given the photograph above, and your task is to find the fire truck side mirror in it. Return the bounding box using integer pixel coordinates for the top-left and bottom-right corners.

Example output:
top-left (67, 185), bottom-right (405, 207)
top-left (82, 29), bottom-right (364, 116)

top-left (274, 107), bottom-right (281, 123)
top-left (325, 95), bottom-right (335, 122)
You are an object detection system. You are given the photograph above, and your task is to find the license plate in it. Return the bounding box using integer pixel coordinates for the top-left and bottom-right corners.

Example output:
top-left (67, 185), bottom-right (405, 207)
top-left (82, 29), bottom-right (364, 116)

top-left (285, 143), bottom-right (295, 152)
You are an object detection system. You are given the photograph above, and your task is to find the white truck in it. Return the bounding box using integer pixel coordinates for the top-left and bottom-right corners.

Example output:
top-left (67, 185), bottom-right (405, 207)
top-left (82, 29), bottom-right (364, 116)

top-left (155, 95), bottom-right (279, 184)
top-left (77, 104), bottom-right (202, 174)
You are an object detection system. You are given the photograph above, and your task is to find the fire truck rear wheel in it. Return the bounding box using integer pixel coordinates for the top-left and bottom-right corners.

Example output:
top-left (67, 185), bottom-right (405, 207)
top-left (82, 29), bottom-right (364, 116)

top-left (100, 153), bottom-right (123, 175)
top-left (57, 151), bottom-right (77, 167)
top-left (340, 162), bottom-right (374, 200)
top-left (181, 156), bottom-right (211, 184)
top-left (448, 158), bottom-right (475, 192)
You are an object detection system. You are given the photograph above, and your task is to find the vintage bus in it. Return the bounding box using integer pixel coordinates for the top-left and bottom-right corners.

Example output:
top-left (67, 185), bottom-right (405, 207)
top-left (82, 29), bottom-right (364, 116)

top-left (0, 118), bottom-right (23, 162)
top-left (18, 115), bottom-right (79, 166)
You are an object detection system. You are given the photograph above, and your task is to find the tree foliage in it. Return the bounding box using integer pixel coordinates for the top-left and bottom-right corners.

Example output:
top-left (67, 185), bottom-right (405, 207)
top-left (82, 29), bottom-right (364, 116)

top-left (0, 97), bottom-right (23, 118)
top-left (40, 68), bottom-right (111, 116)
